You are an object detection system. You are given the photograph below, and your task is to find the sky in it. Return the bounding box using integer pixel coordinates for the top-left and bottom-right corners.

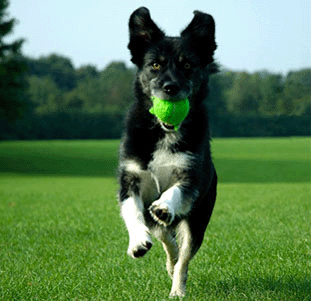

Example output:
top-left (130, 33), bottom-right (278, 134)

top-left (8, 0), bottom-right (311, 74)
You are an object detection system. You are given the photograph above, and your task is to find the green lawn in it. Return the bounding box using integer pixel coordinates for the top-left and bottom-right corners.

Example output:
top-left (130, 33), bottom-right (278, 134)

top-left (0, 138), bottom-right (310, 300)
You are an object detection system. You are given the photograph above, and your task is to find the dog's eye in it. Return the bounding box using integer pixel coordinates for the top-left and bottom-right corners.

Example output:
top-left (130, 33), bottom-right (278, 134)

top-left (152, 63), bottom-right (161, 71)
top-left (184, 63), bottom-right (191, 70)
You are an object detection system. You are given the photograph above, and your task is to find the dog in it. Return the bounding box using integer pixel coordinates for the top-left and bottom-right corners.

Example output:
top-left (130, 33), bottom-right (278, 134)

top-left (118, 7), bottom-right (218, 297)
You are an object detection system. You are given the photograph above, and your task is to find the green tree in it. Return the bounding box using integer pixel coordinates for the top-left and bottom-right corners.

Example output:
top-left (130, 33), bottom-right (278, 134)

top-left (207, 71), bottom-right (230, 117)
top-left (282, 69), bottom-right (311, 116)
top-left (64, 61), bottom-right (135, 114)
top-left (0, 0), bottom-right (28, 120)
top-left (259, 73), bottom-right (283, 115)
top-left (226, 72), bottom-right (261, 115)
top-left (26, 54), bottom-right (76, 91)
top-left (76, 65), bottom-right (99, 83)
top-left (63, 76), bottom-right (104, 112)
top-left (100, 62), bottom-right (135, 112)
top-left (28, 75), bottom-right (63, 114)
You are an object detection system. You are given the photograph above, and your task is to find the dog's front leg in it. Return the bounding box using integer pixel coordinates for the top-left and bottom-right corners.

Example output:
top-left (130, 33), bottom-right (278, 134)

top-left (149, 185), bottom-right (191, 227)
top-left (121, 195), bottom-right (152, 258)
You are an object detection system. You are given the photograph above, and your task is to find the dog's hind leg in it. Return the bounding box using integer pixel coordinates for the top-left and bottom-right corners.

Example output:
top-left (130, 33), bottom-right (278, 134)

top-left (169, 171), bottom-right (217, 297)
top-left (169, 220), bottom-right (192, 298)
top-left (163, 235), bottom-right (179, 278)
top-left (153, 228), bottom-right (178, 278)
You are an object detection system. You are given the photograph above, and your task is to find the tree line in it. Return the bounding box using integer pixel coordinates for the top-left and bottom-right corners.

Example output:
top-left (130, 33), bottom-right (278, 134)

top-left (25, 56), bottom-right (135, 116)
top-left (1, 53), bottom-right (310, 140)
top-left (0, 0), bottom-right (310, 139)
top-left (21, 54), bottom-right (311, 118)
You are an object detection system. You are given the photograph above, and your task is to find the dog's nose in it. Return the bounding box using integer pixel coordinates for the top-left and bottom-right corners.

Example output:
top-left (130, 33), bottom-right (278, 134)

top-left (163, 82), bottom-right (180, 96)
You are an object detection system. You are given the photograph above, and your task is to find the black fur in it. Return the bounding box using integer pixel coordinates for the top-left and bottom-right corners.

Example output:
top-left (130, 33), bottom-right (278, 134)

top-left (118, 7), bottom-right (218, 297)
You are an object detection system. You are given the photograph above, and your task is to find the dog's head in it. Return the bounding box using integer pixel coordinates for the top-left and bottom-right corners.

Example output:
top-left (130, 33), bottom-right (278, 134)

top-left (128, 7), bottom-right (217, 106)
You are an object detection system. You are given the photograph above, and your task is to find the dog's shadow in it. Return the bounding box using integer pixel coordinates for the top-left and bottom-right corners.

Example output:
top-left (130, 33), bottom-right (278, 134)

top-left (191, 276), bottom-right (311, 299)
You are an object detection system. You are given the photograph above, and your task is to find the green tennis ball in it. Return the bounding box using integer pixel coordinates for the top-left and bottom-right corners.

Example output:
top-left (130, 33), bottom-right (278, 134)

top-left (149, 97), bottom-right (190, 130)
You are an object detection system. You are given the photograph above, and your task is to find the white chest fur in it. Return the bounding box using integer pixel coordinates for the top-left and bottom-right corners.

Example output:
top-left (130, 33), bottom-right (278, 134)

top-left (122, 133), bottom-right (194, 203)
top-left (149, 148), bottom-right (193, 192)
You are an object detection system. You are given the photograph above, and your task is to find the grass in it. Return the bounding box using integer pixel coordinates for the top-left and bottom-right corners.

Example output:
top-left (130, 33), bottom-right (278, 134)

top-left (0, 137), bottom-right (310, 300)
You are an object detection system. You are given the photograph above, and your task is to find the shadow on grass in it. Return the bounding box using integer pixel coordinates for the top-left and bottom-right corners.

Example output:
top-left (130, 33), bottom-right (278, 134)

top-left (205, 277), bottom-right (311, 299)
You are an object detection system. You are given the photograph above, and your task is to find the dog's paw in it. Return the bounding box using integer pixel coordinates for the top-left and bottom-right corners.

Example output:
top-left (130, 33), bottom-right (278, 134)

top-left (149, 201), bottom-right (175, 226)
top-left (127, 232), bottom-right (152, 258)
top-left (169, 289), bottom-right (186, 298)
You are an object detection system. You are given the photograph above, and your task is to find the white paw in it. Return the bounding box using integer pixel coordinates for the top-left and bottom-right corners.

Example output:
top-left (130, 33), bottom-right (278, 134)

top-left (127, 231), bottom-right (152, 258)
top-left (169, 288), bottom-right (186, 298)
top-left (149, 200), bottom-right (175, 226)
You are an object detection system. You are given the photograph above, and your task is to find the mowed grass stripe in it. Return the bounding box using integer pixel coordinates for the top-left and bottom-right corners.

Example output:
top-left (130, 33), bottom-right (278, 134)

top-left (0, 137), bottom-right (310, 182)
top-left (0, 140), bottom-right (119, 177)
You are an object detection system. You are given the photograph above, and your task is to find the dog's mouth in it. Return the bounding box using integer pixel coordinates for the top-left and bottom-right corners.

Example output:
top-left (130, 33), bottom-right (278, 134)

top-left (160, 121), bottom-right (176, 132)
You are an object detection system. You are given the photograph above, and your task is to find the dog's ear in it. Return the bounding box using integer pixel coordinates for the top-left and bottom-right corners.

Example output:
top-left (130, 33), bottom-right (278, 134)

top-left (128, 7), bottom-right (165, 66)
top-left (181, 11), bottom-right (217, 66)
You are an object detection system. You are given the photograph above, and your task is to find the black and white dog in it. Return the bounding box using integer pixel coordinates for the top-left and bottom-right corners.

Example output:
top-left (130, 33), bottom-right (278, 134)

top-left (118, 7), bottom-right (218, 297)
